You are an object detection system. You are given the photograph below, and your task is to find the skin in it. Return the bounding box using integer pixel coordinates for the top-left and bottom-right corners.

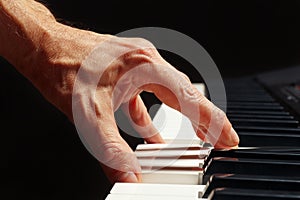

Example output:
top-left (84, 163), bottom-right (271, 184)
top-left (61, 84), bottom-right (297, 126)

top-left (0, 0), bottom-right (239, 183)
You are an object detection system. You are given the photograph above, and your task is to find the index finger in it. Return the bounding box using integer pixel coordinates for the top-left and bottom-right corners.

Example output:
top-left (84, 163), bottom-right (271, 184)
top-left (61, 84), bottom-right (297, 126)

top-left (141, 64), bottom-right (239, 148)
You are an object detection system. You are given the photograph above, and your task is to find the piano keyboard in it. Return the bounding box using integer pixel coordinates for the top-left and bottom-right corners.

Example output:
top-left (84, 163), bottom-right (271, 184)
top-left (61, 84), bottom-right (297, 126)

top-left (105, 73), bottom-right (300, 199)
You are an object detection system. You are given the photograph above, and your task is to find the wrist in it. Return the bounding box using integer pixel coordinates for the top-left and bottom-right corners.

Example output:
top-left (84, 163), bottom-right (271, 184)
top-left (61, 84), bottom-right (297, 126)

top-left (0, 0), bottom-right (57, 75)
top-left (29, 23), bottom-right (109, 117)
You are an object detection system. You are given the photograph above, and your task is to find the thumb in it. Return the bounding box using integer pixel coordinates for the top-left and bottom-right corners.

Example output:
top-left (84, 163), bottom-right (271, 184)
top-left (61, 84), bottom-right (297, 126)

top-left (95, 107), bottom-right (142, 183)
top-left (72, 94), bottom-right (141, 183)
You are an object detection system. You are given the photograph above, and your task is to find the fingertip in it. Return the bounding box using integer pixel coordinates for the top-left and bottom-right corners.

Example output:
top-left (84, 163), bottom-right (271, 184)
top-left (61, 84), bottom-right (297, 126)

top-left (117, 171), bottom-right (140, 183)
top-left (144, 133), bottom-right (165, 144)
top-left (230, 127), bottom-right (240, 146)
top-left (215, 127), bottom-right (240, 148)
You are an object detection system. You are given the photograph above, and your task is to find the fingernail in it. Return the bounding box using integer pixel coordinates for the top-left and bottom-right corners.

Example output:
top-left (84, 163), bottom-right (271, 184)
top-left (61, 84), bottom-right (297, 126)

top-left (118, 171), bottom-right (139, 183)
top-left (229, 127), bottom-right (240, 146)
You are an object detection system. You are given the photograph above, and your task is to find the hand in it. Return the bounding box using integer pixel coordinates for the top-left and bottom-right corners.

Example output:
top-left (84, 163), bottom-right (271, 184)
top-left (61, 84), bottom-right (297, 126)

top-left (27, 23), bottom-right (238, 182)
top-left (0, 0), bottom-right (239, 183)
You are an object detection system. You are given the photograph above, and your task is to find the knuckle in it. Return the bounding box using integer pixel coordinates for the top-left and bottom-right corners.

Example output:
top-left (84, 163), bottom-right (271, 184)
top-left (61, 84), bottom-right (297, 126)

top-left (182, 83), bottom-right (204, 103)
top-left (122, 37), bottom-right (158, 63)
top-left (121, 48), bottom-right (157, 68)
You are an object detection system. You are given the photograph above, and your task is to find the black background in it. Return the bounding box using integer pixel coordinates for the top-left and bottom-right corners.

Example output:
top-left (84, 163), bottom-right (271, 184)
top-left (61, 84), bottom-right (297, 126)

top-left (43, 0), bottom-right (300, 77)
top-left (1, 1), bottom-right (300, 199)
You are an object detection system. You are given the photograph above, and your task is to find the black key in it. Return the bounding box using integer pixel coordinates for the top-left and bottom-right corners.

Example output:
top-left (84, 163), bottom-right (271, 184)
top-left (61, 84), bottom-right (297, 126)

top-left (227, 95), bottom-right (274, 99)
top-left (227, 105), bottom-right (284, 111)
top-left (227, 114), bottom-right (294, 120)
top-left (237, 132), bottom-right (300, 147)
top-left (204, 174), bottom-right (300, 198)
top-left (234, 126), bottom-right (300, 133)
top-left (227, 110), bottom-right (290, 115)
top-left (231, 118), bottom-right (299, 128)
top-left (238, 132), bottom-right (300, 147)
top-left (227, 102), bottom-right (281, 106)
top-left (210, 188), bottom-right (300, 200)
top-left (227, 92), bottom-right (270, 96)
top-left (227, 98), bottom-right (275, 103)
top-left (204, 157), bottom-right (300, 182)
top-left (207, 148), bottom-right (300, 162)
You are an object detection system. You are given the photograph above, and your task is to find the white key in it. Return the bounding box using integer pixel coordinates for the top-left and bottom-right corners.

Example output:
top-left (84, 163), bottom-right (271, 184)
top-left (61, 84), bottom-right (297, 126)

top-left (142, 169), bottom-right (203, 185)
top-left (136, 143), bottom-right (202, 150)
top-left (110, 182), bottom-right (206, 197)
top-left (105, 194), bottom-right (207, 200)
top-left (163, 138), bottom-right (203, 145)
top-left (153, 104), bottom-right (200, 143)
top-left (139, 158), bottom-right (205, 168)
top-left (135, 149), bottom-right (210, 159)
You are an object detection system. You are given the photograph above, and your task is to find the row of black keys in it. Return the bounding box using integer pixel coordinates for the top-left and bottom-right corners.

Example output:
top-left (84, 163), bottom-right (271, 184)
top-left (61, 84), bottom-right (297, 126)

top-left (202, 148), bottom-right (300, 199)
top-left (203, 79), bottom-right (300, 199)
top-left (224, 79), bottom-right (300, 147)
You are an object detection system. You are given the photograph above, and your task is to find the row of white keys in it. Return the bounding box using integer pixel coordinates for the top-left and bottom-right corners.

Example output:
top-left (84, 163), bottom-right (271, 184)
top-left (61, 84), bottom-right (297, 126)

top-left (142, 169), bottom-right (203, 185)
top-left (106, 144), bottom-right (208, 199)
top-left (139, 158), bottom-right (204, 169)
top-left (137, 143), bottom-right (211, 185)
top-left (135, 148), bottom-right (211, 159)
top-left (106, 194), bottom-right (208, 200)
top-left (106, 182), bottom-right (208, 199)
top-left (136, 143), bottom-right (204, 150)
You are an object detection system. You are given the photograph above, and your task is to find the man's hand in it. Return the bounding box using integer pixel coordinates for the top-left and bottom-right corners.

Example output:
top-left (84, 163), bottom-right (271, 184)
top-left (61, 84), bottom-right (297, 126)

top-left (0, 0), bottom-right (239, 183)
